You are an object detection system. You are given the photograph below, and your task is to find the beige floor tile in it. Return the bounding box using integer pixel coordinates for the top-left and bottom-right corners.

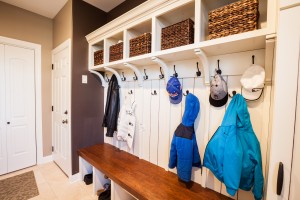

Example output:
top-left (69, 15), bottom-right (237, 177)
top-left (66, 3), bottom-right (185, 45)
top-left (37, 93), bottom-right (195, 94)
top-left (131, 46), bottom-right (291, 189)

top-left (29, 182), bottom-right (58, 200)
top-left (1, 162), bottom-right (99, 200)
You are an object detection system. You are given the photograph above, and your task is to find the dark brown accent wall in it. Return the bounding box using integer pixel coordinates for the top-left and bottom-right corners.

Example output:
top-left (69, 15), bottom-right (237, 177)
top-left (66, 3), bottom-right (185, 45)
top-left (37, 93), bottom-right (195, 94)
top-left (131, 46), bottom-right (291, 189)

top-left (70, 0), bottom-right (146, 175)
top-left (106, 0), bottom-right (147, 22)
top-left (71, 0), bottom-right (107, 174)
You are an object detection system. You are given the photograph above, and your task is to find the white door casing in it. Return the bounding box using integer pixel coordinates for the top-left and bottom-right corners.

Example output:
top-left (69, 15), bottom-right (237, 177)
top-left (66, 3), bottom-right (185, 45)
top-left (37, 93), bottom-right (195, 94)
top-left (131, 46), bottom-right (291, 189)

top-left (5, 45), bottom-right (36, 173)
top-left (52, 39), bottom-right (71, 177)
top-left (0, 44), bottom-right (7, 175)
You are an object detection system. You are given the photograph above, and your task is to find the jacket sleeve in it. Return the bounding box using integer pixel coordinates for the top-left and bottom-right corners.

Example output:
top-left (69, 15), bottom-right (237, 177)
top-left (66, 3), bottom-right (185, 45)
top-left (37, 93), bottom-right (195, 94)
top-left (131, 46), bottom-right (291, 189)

top-left (192, 134), bottom-right (201, 167)
top-left (102, 80), bottom-right (112, 127)
top-left (223, 126), bottom-right (243, 197)
top-left (253, 145), bottom-right (264, 200)
top-left (168, 134), bottom-right (177, 169)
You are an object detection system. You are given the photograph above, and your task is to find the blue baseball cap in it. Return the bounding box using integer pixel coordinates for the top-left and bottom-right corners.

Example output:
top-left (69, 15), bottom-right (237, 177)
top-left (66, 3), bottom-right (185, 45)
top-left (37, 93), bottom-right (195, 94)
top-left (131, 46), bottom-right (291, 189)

top-left (166, 76), bottom-right (182, 104)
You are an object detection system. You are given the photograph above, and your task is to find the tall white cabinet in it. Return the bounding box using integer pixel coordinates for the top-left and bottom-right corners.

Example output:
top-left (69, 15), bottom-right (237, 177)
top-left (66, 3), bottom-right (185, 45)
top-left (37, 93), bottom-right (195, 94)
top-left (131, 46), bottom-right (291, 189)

top-left (266, 2), bottom-right (300, 200)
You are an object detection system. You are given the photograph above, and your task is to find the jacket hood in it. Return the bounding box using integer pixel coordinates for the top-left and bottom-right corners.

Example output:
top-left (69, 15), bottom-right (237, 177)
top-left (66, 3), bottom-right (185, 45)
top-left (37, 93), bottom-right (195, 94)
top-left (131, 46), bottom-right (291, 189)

top-left (182, 93), bottom-right (200, 126)
top-left (222, 94), bottom-right (252, 130)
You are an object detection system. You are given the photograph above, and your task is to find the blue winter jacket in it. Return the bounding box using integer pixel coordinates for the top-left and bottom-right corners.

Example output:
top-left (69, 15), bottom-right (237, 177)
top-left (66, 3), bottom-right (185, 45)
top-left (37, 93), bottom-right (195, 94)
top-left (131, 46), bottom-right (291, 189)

top-left (168, 93), bottom-right (201, 182)
top-left (203, 94), bottom-right (263, 200)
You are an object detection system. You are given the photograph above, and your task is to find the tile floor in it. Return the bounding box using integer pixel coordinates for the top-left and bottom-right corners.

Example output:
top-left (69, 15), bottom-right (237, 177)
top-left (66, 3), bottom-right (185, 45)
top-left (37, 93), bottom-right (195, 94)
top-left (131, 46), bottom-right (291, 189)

top-left (0, 162), bottom-right (98, 200)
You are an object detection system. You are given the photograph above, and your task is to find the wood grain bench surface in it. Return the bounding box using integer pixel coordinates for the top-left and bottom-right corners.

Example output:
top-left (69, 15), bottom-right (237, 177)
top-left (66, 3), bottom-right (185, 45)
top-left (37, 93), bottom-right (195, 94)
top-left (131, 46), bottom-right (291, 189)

top-left (78, 143), bottom-right (231, 200)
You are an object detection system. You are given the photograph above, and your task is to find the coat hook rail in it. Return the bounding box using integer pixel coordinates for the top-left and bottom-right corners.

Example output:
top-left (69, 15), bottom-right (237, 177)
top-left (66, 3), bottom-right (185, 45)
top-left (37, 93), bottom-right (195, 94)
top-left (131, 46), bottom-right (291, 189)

top-left (183, 90), bottom-right (189, 96)
top-left (143, 69), bottom-right (148, 80)
top-left (173, 65), bottom-right (178, 78)
top-left (159, 67), bottom-right (164, 79)
top-left (133, 72), bottom-right (138, 81)
top-left (216, 60), bottom-right (222, 74)
top-left (105, 74), bottom-right (110, 82)
top-left (121, 72), bottom-right (126, 81)
top-left (196, 62), bottom-right (201, 77)
top-left (151, 90), bottom-right (157, 95)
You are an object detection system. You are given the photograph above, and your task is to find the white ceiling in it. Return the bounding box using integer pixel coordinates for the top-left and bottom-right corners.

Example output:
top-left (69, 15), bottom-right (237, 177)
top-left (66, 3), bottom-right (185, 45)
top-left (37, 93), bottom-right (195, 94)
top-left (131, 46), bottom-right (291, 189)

top-left (0, 0), bottom-right (68, 19)
top-left (83, 0), bottom-right (125, 12)
top-left (0, 0), bottom-right (125, 19)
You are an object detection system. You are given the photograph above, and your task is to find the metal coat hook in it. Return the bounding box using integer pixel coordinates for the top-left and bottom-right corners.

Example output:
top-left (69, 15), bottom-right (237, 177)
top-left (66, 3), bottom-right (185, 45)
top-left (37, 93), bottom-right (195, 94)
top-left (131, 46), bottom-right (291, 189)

top-left (196, 62), bottom-right (201, 77)
top-left (151, 90), bottom-right (157, 95)
top-left (159, 67), bottom-right (164, 79)
top-left (121, 72), bottom-right (126, 81)
top-left (173, 65), bottom-right (178, 77)
top-left (143, 69), bottom-right (148, 80)
top-left (216, 60), bottom-right (222, 74)
top-left (252, 55), bottom-right (255, 64)
top-left (183, 90), bottom-right (189, 96)
top-left (105, 74), bottom-right (110, 82)
top-left (133, 72), bottom-right (138, 81)
top-left (128, 90), bottom-right (133, 95)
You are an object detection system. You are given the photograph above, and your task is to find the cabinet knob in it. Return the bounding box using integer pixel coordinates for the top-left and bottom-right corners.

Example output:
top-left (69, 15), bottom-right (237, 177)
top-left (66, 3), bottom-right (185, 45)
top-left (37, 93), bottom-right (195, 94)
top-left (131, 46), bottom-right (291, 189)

top-left (277, 162), bottom-right (284, 195)
top-left (7, 122), bottom-right (10, 124)
top-left (64, 110), bottom-right (68, 115)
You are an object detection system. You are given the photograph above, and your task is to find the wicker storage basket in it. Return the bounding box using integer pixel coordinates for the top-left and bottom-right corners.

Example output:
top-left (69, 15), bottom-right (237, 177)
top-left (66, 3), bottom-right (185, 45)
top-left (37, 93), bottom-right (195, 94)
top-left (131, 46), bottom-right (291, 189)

top-left (109, 42), bottom-right (123, 62)
top-left (208, 0), bottom-right (259, 40)
top-left (130, 33), bottom-right (151, 57)
top-left (161, 18), bottom-right (194, 50)
top-left (94, 50), bottom-right (103, 65)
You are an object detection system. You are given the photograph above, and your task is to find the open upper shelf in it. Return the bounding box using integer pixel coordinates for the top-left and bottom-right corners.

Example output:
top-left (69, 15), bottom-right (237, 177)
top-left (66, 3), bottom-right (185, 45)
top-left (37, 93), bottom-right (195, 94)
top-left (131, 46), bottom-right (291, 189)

top-left (87, 0), bottom-right (276, 71)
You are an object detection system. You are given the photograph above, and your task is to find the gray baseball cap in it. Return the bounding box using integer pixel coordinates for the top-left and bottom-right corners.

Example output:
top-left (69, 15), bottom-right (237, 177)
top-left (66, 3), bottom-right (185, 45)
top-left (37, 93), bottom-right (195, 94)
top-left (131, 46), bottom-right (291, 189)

top-left (209, 74), bottom-right (228, 107)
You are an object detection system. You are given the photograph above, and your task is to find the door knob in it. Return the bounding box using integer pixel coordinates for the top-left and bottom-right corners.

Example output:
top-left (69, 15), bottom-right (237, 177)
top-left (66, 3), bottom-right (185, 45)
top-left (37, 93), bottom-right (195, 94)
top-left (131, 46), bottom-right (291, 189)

top-left (62, 119), bottom-right (68, 124)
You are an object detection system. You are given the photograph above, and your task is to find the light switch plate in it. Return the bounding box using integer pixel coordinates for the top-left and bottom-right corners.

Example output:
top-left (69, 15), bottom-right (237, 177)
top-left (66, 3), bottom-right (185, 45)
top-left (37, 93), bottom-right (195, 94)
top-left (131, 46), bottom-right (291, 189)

top-left (82, 75), bottom-right (88, 84)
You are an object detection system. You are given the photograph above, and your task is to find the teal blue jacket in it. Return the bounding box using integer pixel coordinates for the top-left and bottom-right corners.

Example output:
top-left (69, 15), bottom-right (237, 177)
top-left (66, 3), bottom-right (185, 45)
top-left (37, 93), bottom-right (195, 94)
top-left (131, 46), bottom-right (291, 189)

top-left (204, 94), bottom-right (263, 200)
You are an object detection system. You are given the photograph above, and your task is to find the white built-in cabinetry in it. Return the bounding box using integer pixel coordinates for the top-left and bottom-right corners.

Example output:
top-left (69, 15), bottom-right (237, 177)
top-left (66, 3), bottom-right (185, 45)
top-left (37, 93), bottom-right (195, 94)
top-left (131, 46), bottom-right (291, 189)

top-left (85, 0), bottom-right (278, 199)
top-left (266, 2), bottom-right (300, 200)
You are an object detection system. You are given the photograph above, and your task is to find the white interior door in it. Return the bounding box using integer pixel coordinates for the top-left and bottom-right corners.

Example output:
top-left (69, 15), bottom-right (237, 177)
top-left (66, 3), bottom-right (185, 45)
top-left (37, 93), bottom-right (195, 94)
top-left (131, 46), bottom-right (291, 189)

top-left (52, 40), bottom-right (71, 176)
top-left (0, 44), bottom-right (7, 175)
top-left (5, 45), bottom-right (36, 173)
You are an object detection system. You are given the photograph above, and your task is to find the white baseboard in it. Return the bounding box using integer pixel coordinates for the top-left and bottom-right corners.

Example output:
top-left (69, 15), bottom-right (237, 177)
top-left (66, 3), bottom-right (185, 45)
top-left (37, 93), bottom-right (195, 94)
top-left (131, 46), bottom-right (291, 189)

top-left (69, 173), bottom-right (81, 183)
top-left (37, 155), bottom-right (53, 164)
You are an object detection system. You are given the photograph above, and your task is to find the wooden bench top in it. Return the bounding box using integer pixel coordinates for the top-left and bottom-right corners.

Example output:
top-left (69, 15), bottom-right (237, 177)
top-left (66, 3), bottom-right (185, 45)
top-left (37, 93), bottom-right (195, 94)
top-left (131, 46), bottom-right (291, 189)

top-left (78, 143), bottom-right (231, 200)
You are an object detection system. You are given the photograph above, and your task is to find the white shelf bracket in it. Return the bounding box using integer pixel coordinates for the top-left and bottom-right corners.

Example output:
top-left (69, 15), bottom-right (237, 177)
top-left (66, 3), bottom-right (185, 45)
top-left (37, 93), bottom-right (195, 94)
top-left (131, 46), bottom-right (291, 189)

top-left (104, 67), bottom-right (122, 87)
top-left (89, 70), bottom-right (108, 88)
top-left (195, 48), bottom-right (210, 85)
top-left (124, 63), bottom-right (143, 87)
top-left (151, 56), bottom-right (169, 84)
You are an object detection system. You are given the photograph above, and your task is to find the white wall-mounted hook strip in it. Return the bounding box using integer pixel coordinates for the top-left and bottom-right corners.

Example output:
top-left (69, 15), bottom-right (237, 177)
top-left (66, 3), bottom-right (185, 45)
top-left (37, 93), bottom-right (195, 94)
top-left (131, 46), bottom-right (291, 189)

top-left (104, 67), bottom-right (122, 87)
top-left (89, 70), bottom-right (108, 87)
top-left (151, 57), bottom-right (169, 84)
top-left (124, 63), bottom-right (143, 87)
top-left (194, 48), bottom-right (209, 85)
